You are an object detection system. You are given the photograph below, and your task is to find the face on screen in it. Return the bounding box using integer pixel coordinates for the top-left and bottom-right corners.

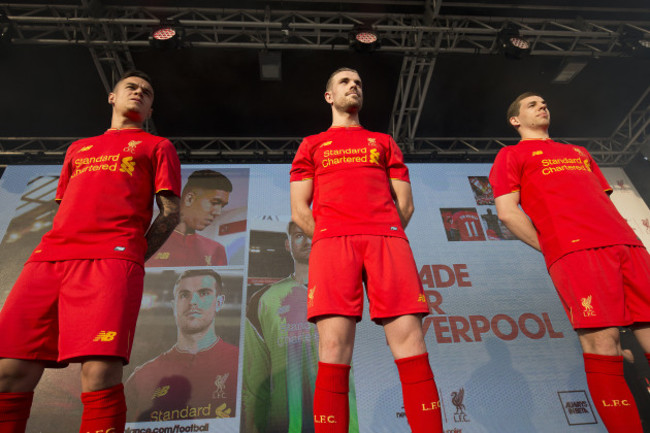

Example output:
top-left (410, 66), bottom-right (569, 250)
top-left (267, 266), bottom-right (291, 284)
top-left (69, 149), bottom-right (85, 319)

top-left (173, 275), bottom-right (220, 334)
top-left (182, 188), bottom-right (230, 231)
top-left (287, 225), bottom-right (311, 265)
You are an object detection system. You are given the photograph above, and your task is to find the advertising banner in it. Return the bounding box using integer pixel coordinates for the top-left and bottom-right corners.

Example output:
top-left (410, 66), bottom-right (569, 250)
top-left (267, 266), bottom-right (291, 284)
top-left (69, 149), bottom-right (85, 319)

top-left (1, 163), bottom-right (648, 432)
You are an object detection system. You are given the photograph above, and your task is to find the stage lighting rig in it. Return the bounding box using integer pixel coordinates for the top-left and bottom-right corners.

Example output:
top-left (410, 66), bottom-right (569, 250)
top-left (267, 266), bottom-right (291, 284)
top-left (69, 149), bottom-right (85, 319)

top-left (149, 21), bottom-right (183, 49)
top-left (498, 23), bottom-right (531, 59)
top-left (350, 25), bottom-right (380, 53)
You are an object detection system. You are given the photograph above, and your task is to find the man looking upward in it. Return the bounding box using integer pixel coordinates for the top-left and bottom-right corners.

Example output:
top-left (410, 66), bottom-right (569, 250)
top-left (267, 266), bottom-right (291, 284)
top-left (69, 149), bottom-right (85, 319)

top-left (0, 70), bottom-right (181, 433)
top-left (290, 67), bottom-right (443, 433)
top-left (490, 92), bottom-right (650, 433)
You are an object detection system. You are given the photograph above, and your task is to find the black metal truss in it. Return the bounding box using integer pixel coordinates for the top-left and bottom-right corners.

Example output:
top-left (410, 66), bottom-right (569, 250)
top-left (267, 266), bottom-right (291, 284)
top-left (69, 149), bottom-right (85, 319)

top-left (3, 3), bottom-right (649, 56)
top-left (1, 2), bottom-right (649, 165)
top-left (0, 135), bottom-right (641, 166)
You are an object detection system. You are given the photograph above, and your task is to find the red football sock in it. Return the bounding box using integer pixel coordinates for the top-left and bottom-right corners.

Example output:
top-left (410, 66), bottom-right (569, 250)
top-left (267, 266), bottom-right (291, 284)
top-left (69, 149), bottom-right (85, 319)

top-left (0, 392), bottom-right (33, 433)
top-left (583, 354), bottom-right (643, 433)
top-left (80, 383), bottom-right (127, 433)
top-left (313, 362), bottom-right (350, 433)
top-left (395, 353), bottom-right (443, 433)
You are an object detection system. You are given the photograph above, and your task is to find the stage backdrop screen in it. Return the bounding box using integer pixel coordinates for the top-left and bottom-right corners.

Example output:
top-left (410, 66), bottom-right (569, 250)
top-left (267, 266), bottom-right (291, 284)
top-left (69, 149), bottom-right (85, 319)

top-left (0, 163), bottom-right (648, 433)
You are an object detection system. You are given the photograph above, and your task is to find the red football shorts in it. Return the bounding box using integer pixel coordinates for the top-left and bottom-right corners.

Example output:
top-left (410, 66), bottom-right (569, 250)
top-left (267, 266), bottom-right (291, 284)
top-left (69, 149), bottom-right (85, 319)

top-left (307, 235), bottom-right (430, 323)
top-left (548, 245), bottom-right (650, 329)
top-left (0, 259), bottom-right (144, 365)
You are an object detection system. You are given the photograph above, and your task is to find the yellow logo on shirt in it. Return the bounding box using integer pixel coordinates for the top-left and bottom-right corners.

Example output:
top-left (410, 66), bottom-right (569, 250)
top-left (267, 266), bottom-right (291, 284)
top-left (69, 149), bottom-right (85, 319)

top-left (307, 286), bottom-right (316, 307)
top-left (80, 145), bottom-right (94, 152)
top-left (152, 385), bottom-right (170, 399)
top-left (205, 255), bottom-right (212, 266)
top-left (581, 295), bottom-right (596, 317)
top-left (215, 403), bottom-right (232, 418)
top-left (93, 331), bottom-right (117, 342)
top-left (532, 150), bottom-right (543, 157)
top-left (369, 148), bottom-right (380, 164)
top-left (320, 141), bottom-right (333, 148)
top-left (417, 294), bottom-right (426, 303)
top-left (573, 147), bottom-right (586, 157)
top-left (119, 156), bottom-right (136, 176)
top-left (123, 140), bottom-right (142, 154)
top-left (367, 138), bottom-right (377, 146)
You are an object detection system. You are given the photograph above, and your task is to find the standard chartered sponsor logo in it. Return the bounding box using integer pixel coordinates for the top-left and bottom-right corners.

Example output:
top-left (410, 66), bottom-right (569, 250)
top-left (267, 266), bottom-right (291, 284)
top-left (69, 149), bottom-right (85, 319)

top-left (72, 154), bottom-right (121, 178)
top-left (321, 147), bottom-right (370, 168)
top-left (71, 152), bottom-right (137, 177)
top-left (276, 321), bottom-right (315, 347)
top-left (539, 157), bottom-right (591, 175)
top-left (120, 156), bottom-right (136, 176)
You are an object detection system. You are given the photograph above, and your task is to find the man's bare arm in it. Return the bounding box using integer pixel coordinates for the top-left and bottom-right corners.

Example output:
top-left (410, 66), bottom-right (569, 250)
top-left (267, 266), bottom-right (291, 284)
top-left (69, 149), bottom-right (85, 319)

top-left (144, 191), bottom-right (181, 261)
top-left (389, 179), bottom-right (415, 229)
top-left (290, 179), bottom-right (315, 238)
top-left (494, 191), bottom-right (541, 251)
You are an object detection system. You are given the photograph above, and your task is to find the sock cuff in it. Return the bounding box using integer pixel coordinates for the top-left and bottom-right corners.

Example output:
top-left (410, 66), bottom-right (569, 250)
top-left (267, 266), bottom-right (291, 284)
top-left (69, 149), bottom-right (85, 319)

top-left (0, 391), bottom-right (33, 420)
top-left (583, 353), bottom-right (624, 376)
top-left (316, 362), bottom-right (351, 394)
top-left (81, 383), bottom-right (126, 419)
top-left (395, 352), bottom-right (434, 384)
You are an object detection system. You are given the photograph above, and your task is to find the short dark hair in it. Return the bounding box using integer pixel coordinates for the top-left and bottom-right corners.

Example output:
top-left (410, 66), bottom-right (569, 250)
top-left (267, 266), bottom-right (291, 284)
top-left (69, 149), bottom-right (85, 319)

top-left (325, 67), bottom-right (360, 92)
top-left (182, 170), bottom-right (233, 197)
top-left (113, 70), bottom-right (153, 92)
top-left (286, 221), bottom-right (302, 237)
top-left (506, 92), bottom-right (542, 127)
top-left (173, 269), bottom-right (223, 297)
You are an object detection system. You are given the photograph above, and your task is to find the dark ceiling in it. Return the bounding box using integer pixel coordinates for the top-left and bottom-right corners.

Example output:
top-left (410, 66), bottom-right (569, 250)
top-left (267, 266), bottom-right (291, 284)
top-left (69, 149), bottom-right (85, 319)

top-left (0, 0), bottom-right (649, 159)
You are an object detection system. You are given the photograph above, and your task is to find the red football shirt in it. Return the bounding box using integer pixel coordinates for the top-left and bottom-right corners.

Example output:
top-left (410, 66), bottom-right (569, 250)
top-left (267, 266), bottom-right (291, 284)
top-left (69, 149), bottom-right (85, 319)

top-left (290, 126), bottom-right (409, 243)
top-left (489, 139), bottom-right (642, 267)
top-left (145, 230), bottom-right (227, 267)
top-left (451, 209), bottom-right (486, 241)
top-left (29, 129), bottom-right (181, 265)
top-left (125, 339), bottom-right (239, 421)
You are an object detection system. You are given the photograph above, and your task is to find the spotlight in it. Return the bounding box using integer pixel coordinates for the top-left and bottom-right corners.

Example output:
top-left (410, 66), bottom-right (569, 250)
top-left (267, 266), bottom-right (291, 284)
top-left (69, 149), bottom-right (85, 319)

top-left (350, 25), bottom-right (380, 53)
top-left (259, 50), bottom-right (282, 81)
top-left (149, 21), bottom-right (183, 49)
top-left (620, 28), bottom-right (650, 57)
top-left (498, 23), bottom-right (531, 59)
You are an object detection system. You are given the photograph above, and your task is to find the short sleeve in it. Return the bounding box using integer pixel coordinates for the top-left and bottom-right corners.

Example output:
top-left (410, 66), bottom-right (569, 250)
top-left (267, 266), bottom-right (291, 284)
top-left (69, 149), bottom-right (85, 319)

top-left (55, 143), bottom-right (77, 202)
top-left (152, 139), bottom-right (182, 197)
top-left (290, 138), bottom-right (315, 182)
top-left (585, 148), bottom-right (612, 195)
top-left (489, 147), bottom-right (521, 199)
top-left (386, 136), bottom-right (410, 182)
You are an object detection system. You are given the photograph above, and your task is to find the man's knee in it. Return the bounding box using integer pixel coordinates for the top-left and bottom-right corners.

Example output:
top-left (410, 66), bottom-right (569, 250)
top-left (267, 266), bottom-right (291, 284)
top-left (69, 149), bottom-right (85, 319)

top-left (577, 327), bottom-right (621, 356)
top-left (80, 359), bottom-right (123, 392)
top-left (0, 359), bottom-right (45, 392)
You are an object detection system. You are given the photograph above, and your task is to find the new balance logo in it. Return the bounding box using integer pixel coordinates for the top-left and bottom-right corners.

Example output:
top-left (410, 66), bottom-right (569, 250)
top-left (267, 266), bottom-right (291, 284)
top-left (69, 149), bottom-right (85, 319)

top-left (119, 156), bottom-right (135, 176)
top-left (152, 385), bottom-right (170, 399)
top-left (93, 331), bottom-right (117, 342)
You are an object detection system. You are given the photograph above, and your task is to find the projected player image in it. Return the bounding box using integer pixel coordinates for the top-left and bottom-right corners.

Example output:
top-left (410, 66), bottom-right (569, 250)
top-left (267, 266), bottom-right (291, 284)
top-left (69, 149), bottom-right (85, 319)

top-left (125, 268), bottom-right (242, 423)
top-left (146, 167), bottom-right (249, 267)
top-left (440, 208), bottom-right (486, 242)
